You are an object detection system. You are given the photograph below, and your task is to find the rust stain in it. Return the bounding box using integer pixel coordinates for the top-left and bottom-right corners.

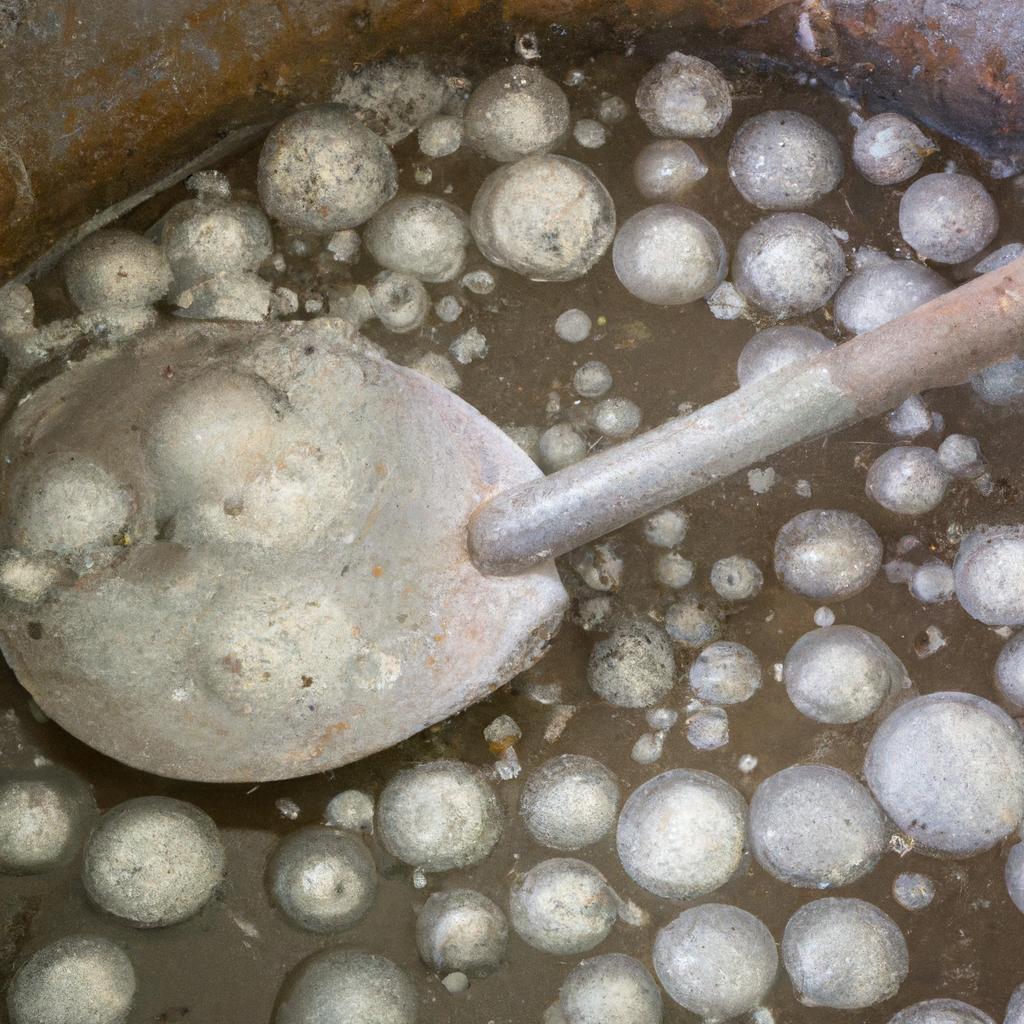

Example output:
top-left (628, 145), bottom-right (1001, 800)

top-left (882, 21), bottom-right (961, 75)
top-left (979, 49), bottom-right (1022, 105)
top-left (303, 718), bottom-right (352, 760)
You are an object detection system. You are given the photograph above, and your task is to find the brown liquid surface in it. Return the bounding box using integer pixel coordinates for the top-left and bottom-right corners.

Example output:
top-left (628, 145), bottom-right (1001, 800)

top-left (3, 48), bottom-right (1024, 1024)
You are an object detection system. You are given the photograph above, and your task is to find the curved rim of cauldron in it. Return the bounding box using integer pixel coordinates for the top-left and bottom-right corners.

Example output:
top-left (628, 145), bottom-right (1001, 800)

top-left (0, 0), bottom-right (1021, 282)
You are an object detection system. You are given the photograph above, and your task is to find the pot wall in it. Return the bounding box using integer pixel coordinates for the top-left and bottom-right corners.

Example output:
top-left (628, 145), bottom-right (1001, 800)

top-left (0, 0), bottom-right (1020, 278)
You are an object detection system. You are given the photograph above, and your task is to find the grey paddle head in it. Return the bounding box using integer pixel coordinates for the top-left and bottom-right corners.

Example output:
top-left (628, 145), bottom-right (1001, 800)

top-left (0, 318), bottom-right (566, 781)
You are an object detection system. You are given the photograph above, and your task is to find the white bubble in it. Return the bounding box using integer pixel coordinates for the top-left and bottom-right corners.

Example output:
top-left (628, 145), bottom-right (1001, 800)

top-left (865, 691), bottom-right (1024, 856)
top-left (954, 525), bottom-right (1024, 625)
top-left (689, 641), bottom-right (761, 705)
top-left (900, 173), bottom-right (998, 263)
top-left (729, 110), bottom-right (843, 210)
top-left (736, 325), bottom-right (835, 387)
top-left (784, 624), bottom-right (906, 724)
top-left (655, 904), bottom-right (777, 1020)
top-left (734, 214), bottom-right (846, 316)
top-left (560, 954), bottom-right (662, 1024)
top-left (866, 446), bottom-right (950, 515)
top-left (750, 764), bottom-right (886, 888)
top-left (635, 53), bottom-right (731, 138)
top-left (782, 898), bottom-right (908, 1009)
top-left (509, 858), bottom-right (617, 955)
top-left (555, 309), bottom-right (593, 343)
top-left (613, 205), bottom-right (727, 305)
top-left (520, 755), bottom-right (620, 851)
top-left (892, 872), bottom-right (936, 911)
top-left (587, 617), bottom-right (675, 708)
top-left (465, 66), bottom-right (570, 162)
top-left (774, 509), bottom-right (882, 602)
top-left (376, 760), bottom-right (503, 872)
top-left (616, 769), bottom-right (746, 900)
top-left (852, 113), bottom-right (933, 185)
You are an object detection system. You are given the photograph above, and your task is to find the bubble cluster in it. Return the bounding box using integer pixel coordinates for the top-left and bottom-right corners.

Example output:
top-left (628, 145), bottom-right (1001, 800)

top-left (7, 44), bottom-right (1024, 1024)
top-left (160, 186), bottom-right (273, 319)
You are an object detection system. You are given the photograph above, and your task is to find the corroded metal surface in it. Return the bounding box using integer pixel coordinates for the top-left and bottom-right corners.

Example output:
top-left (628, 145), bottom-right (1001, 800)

top-left (728, 0), bottom-right (1024, 171)
top-left (0, 317), bottom-right (566, 780)
top-left (1, 0), bottom-right (1022, 280)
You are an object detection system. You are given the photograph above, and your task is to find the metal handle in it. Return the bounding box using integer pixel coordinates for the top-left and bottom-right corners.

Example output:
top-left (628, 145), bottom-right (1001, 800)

top-left (469, 256), bottom-right (1024, 576)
